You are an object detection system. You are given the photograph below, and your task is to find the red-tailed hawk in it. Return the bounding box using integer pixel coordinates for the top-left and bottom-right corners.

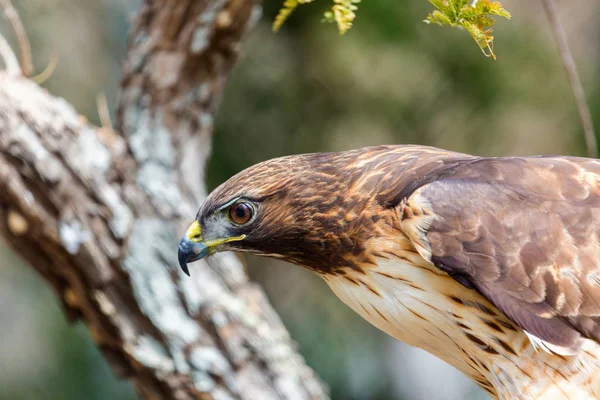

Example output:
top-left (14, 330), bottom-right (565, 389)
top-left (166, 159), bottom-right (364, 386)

top-left (178, 145), bottom-right (600, 399)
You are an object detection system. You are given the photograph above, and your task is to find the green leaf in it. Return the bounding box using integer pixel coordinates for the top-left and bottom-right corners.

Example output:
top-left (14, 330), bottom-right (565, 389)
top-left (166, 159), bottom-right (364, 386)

top-left (273, 0), bottom-right (509, 57)
top-left (424, 0), bottom-right (511, 59)
top-left (274, 0), bottom-right (360, 35)
top-left (331, 0), bottom-right (361, 35)
top-left (273, 0), bottom-right (299, 32)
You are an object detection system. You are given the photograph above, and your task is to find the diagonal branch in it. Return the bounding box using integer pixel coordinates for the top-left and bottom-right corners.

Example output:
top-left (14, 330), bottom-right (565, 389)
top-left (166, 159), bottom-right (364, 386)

top-left (0, 0), bottom-right (328, 399)
top-left (541, 0), bottom-right (598, 158)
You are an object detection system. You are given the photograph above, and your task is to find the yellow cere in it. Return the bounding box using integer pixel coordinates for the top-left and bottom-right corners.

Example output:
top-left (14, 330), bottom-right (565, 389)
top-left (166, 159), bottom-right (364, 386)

top-left (186, 220), bottom-right (203, 242)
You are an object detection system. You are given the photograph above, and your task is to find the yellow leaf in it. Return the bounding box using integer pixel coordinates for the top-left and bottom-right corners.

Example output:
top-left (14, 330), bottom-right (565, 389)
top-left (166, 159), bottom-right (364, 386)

top-left (273, 0), bottom-right (299, 32)
top-left (425, 0), bottom-right (511, 59)
top-left (274, 0), bottom-right (360, 34)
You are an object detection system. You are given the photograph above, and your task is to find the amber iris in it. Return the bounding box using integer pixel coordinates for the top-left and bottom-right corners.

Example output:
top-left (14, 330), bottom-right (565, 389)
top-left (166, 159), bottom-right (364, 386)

top-left (229, 202), bottom-right (253, 225)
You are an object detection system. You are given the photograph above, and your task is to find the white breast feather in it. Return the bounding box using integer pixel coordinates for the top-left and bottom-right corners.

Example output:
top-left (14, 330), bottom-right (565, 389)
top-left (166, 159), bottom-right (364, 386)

top-left (326, 257), bottom-right (481, 377)
top-left (324, 256), bottom-right (600, 400)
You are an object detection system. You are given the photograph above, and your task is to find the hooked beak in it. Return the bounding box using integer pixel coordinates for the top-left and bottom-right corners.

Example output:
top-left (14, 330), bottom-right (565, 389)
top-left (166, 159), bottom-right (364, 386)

top-left (177, 220), bottom-right (245, 276)
top-left (178, 236), bottom-right (209, 276)
top-left (178, 221), bottom-right (209, 276)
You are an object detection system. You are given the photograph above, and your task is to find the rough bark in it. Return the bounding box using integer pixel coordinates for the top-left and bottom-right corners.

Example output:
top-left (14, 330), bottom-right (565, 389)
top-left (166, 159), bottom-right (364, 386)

top-left (0, 1), bottom-right (328, 399)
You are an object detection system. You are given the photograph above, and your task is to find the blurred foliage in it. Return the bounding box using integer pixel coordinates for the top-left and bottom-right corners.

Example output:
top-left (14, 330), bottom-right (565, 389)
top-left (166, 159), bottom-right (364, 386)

top-left (274, 0), bottom-right (510, 58)
top-left (1, 0), bottom-right (600, 400)
top-left (425, 0), bottom-right (511, 59)
top-left (274, 0), bottom-right (360, 34)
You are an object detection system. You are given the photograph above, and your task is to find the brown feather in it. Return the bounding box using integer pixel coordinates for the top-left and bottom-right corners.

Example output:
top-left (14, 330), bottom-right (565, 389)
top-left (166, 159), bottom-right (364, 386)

top-left (196, 145), bottom-right (600, 398)
top-left (201, 147), bottom-right (600, 350)
top-left (409, 156), bottom-right (600, 351)
top-left (201, 146), bottom-right (600, 349)
top-left (200, 145), bottom-right (471, 274)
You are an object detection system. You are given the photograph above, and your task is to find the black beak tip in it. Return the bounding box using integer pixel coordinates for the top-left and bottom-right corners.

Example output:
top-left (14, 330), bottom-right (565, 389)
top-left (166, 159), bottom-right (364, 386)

top-left (178, 236), bottom-right (209, 277)
top-left (178, 247), bottom-right (191, 276)
top-left (180, 261), bottom-right (190, 277)
top-left (178, 236), bottom-right (193, 277)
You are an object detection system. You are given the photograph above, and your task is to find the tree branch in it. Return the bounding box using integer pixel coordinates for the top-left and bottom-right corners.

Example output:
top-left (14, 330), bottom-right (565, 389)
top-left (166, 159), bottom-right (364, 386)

top-left (0, 0), bottom-right (327, 399)
top-left (541, 0), bottom-right (598, 158)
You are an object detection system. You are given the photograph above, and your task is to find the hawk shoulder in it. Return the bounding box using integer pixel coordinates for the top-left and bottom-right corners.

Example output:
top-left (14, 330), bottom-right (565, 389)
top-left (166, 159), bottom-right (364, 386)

top-left (398, 155), bottom-right (600, 352)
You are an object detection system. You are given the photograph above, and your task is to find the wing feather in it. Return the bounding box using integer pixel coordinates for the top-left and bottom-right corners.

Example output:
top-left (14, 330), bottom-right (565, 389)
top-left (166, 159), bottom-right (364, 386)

top-left (402, 156), bottom-right (600, 351)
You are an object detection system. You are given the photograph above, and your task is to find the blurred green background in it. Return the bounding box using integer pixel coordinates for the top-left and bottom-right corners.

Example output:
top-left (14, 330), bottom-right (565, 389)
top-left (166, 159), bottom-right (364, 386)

top-left (1, 1), bottom-right (599, 399)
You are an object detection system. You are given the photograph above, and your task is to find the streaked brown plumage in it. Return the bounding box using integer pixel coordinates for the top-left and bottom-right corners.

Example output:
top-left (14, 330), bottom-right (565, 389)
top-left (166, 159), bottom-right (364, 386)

top-left (179, 145), bottom-right (600, 399)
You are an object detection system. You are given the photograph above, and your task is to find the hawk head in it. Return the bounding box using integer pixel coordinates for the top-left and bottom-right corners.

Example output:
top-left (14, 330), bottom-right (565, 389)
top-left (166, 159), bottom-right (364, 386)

top-left (177, 146), bottom-right (424, 276)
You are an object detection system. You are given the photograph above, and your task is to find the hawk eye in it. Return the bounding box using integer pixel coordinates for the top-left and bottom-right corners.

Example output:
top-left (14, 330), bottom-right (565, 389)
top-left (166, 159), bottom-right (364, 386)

top-left (228, 202), bottom-right (253, 225)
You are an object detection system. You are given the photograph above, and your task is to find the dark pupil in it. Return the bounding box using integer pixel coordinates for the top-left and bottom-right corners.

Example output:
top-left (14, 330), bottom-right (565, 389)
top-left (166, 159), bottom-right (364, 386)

top-left (235, 205), bottom-right (247, 218)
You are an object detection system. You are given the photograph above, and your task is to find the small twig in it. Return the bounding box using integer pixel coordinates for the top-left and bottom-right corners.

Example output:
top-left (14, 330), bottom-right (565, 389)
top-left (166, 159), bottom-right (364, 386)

top-left (542, 0), bottom-right (597, 158)
top-left (0, 33), bottom-right (21, 75)
top-left (0, 0), bottom-right (32, 76)
top-left (96, 92), bottom-right (114, 131)
top-left (31, 53), bottom-right (58, 84)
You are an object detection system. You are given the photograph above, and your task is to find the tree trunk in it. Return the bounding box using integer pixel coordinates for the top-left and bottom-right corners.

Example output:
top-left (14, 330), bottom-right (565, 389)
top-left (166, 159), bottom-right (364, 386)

top-left (0, 1), bottom-right (328, 399)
